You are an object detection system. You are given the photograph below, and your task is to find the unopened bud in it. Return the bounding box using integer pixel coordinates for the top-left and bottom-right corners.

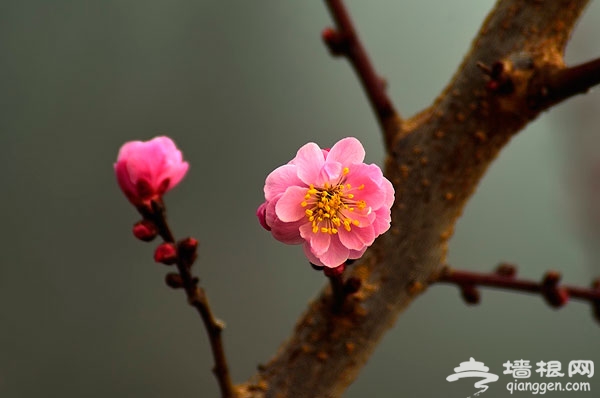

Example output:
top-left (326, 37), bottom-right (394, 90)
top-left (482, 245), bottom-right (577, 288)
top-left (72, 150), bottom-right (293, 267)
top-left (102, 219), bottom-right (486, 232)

top-left (178, 237), bottom-right (198, 264)
top-left (154, 243), bottom-right (177, 265)
top-left (460, 284), bottom-right (480, 305)
top-left (542, 271), bottom-right (569, 308)
top-left (132, 220), bottom-right (158, 242)
top-left (165, 272), bottom-right (183, 289)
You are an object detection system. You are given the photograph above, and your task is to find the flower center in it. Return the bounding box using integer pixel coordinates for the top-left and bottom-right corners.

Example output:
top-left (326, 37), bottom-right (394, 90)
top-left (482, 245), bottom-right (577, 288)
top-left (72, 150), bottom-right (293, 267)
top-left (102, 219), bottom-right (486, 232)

top-left (300, 168), bottom-right (367, 234)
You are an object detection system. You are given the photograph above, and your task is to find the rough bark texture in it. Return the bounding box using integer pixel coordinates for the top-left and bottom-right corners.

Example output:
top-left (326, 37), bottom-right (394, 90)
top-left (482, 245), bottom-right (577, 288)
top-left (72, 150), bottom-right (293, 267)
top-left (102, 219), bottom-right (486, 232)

top-left (237, 1), bottom-right (591, 397)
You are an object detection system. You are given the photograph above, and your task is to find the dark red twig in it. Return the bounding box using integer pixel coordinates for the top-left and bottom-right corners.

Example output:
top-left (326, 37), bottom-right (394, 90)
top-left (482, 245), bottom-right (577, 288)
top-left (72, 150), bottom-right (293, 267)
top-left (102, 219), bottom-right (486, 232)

top-left (139, 200), bottom-right (236, 398)
top-left (434, 263), bottom-right (600, 323)
top-left (531, 56), bottom-right (600, 110)
top-left (323, 0), bottom-right (399, 146)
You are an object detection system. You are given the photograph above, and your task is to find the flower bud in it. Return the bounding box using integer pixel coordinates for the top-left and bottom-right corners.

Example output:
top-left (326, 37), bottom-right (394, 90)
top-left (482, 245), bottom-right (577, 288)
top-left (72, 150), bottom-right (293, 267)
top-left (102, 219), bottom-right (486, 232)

top-left (114, 136), bottom-right (189, 206)
top-left (165, 272), bottom-right (184, 289)
top-left (178, 237), bottom-right (198, 265)
top-left (154, 243), bottom-right (177, 265)
top-left (132, 220), bottom-right (158, 242)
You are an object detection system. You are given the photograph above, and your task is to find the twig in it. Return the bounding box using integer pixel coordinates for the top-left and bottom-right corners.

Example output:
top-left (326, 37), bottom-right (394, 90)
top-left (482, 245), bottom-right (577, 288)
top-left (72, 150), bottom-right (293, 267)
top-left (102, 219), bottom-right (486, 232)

top-left (535, 57), bottom-right (600, 110)
top-left (434, 263), bottom-right (600, 322)
top-left (139, 200), bottom-right (236, 398)
top-left (322, 0), bottom-right (399, 147)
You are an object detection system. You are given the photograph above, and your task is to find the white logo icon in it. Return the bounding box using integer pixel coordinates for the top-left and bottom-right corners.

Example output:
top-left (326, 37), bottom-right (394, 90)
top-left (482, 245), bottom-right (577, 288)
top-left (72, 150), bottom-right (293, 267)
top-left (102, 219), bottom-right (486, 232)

top-left (447, 357), bottom-right (499, 397)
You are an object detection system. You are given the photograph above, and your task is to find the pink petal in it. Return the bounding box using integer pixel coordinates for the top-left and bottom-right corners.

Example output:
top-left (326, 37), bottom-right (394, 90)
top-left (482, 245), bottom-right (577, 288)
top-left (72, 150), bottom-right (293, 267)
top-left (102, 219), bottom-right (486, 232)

top-left (265, 196), bottom-right (303, 244)
top-left (303, 243), bottom-right (324, 267)
top-left (338, 224), bottom-right (376, 251)
top-left (316, 236), bottom-right (350, 268)
top-left (326, 137), bottom-right (365, 165)
top-left (380, 176), bottom-right (395, 209)
top-left (264, 164), bottom-right (303, 201)
top-left (371, 206), bottom-right (392, 236)
top-left (270, 218), bottom-right (304, 244)
top-left (345, 163), bottom-right (386, 210)
top-left (275, 186), bottom-right (309, 222)
top-left (348, 246), bottom-right (368, 260)
top-left (320, 161), bottom-right (343, 184)
top-left (114, 160), bottom-right (136, 201)
top-left (293, 142), bottom-right (326, 185)
top-left (165, 161), bottom-right (189, 190)
top-left (256, 202), bottom-right (270, 231)
top-left (299, 223), bottom-right (331, 255)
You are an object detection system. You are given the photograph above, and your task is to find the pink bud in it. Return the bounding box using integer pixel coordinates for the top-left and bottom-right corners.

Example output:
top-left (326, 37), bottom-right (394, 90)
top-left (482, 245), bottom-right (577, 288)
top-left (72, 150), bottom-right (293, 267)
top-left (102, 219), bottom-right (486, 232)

top-left (132, 220), bottom-right (158, 242)
top-left (114, 136), bottom-right (189, 206)
top-left (154, 243), bottom-right (177, 265)
top-left (256, 202), bottom-right (271, 231)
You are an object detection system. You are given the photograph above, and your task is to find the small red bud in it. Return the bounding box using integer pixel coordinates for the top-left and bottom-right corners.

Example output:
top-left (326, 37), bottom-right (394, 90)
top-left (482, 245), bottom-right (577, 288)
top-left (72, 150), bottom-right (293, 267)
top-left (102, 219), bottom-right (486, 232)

top-left (460, 284), bottom-right (481, 305)
top-left (178, 237), bottom-right (198, 265)
top-left (495, 263), bottom-right (517, 278)
top-left (154, 243), bottom-right (177, 265)
top-left (324, 263), bottom-right (346, 278)
top-left (322, 28), bottom-right (347, 56)
top-left (178, 237), bottom-right (198, 252)
top-left (165, 272), bottom-right (184, 289)
top-left (132, 220), bottom-right (158, 242)
top-left (542, 271), bottom-right (569, 308)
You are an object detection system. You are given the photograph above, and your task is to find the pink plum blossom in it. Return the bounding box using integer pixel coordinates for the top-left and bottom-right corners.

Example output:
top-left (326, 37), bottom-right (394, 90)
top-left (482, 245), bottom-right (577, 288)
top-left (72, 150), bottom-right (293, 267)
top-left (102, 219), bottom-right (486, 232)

top-left (257, 137), bottom-right (394, 268)
top-left (114, 136), bottom-right (189, 206)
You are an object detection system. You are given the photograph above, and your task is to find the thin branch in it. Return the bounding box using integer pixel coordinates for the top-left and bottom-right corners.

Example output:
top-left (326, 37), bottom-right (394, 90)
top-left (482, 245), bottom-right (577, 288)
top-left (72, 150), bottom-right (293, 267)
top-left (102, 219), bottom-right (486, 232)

top-left (322, 0), bottom-right (400, 147)
top-left (433, 264), bottom-right (600, 322)
top-left (140, 201), bottom-right (237, 398)
top-left (532, 57), bottom-right (600, 110)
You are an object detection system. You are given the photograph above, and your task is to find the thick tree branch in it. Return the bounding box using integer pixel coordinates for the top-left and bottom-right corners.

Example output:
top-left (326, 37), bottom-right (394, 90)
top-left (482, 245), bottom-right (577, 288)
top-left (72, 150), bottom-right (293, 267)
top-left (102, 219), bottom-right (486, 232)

top-left (322, 0), bottom-right (401, 148)
top-left (433, 264), bottom-right (600, 321)
top-left (239, 1), bottom-right (595, 397)
top-left (139, 201), bottom-right (237, 398)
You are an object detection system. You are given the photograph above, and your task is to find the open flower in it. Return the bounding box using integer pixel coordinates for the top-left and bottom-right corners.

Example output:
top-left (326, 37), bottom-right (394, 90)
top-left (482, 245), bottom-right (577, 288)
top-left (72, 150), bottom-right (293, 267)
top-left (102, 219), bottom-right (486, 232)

top-left (257, 137), bottom-right (394, 268)
top-left (114, 136), bottom-right (189, 206)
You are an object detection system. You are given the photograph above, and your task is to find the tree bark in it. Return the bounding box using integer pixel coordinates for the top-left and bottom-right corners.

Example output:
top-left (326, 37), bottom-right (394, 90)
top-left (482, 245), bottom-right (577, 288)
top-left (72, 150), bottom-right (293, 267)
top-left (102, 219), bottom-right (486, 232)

top-left (237, 1), bottom-right (592, 396)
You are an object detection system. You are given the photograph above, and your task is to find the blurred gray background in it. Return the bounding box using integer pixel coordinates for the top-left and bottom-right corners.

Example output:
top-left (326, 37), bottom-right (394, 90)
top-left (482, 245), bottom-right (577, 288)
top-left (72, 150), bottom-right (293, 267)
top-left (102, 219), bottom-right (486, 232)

top-left (2, 1), bottom-right (600, 397)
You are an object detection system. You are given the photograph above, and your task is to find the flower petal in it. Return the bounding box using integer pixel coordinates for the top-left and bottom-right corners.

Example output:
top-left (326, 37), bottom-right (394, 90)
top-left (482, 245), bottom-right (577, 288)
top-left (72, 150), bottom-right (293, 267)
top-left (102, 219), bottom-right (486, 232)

top-left (264, 164), bottom-right (303, 201)
top-left (265, 197), bottom-right (303, 244)
top-left (300, 223), bottom-right (331, 255)
top-left (371, 206), bottom-right (392, 236)
top-left (303, 243), bottom-right (324, 267)
top-left (275, 186), bottom-right (309, 222)
top-left (256, 202), bottom-right (270, 231)
top-left (349, 246), bottom-right (368, 260)
top-left (293, 142), bottom-right (325, 185)
top-left (326, 137), bottom-right (365, 165)
top-left (338, 224), bottom-right (375, 251)
top-left (345, 163), bottom-right (387, 210)
top-left (316, 236), bottom-right (350, 268)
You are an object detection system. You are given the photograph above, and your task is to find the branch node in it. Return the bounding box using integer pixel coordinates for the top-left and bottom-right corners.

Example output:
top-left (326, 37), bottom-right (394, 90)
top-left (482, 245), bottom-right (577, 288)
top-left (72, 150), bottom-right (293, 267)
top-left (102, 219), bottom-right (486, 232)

top-left (460, 284), bottom-right (481, 305)
top-left (322, 27), bottom-right (348, 56)
top-left (541, 271), bottom-right (569, 308)
top-left (495, 263), bottom-right (517, 278)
